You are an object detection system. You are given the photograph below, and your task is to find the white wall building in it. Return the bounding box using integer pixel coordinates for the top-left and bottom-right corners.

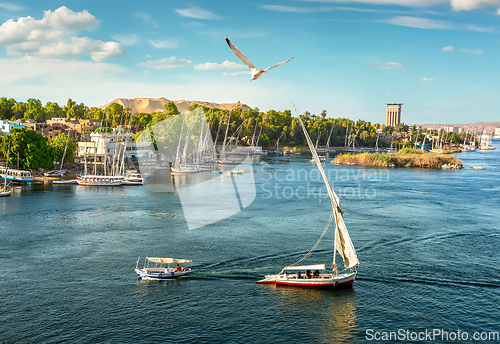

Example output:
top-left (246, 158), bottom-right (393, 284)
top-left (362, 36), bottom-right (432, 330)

top-left (1, 120), bottom-right (24, 135)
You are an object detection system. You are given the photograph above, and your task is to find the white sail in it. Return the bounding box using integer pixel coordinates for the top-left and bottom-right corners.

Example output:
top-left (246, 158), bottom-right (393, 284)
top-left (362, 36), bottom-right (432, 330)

top-left (297, 114), bottom-right (359, 269)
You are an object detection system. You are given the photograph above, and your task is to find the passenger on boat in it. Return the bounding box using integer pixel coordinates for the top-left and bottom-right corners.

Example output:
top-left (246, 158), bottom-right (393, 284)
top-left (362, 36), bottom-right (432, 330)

top-left (176, 264), bottom-right (182, 272)
top-left (165, 267), bottom-right (170, 273)
top-left (297, 271), bottom-right (302, 279)
top-left (306, 270), bottom-right (311, 279)
top-left (313, 269), bottom-right (320, 278)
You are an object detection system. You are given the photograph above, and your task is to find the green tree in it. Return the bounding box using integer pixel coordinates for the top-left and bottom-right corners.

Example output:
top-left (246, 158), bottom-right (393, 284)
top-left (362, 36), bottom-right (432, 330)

top-left (382, 126), bottom-right (395, 135)
top-left (1, 128), bottom-right (54, 169)
top-left (11, 102), bottom-right (26, 119)
top-left (48, 133), bottom-right (78, 165)
top-left (86, 107), bottom-right (104, 120)
top-left (25, 98), bottom-right (44, 121)
top-left (320, 110), bottom-right (327, 119)
top-left (0, 97), bottom-right (16, 120)
top-left (44, 102), bottom-right (64, 119)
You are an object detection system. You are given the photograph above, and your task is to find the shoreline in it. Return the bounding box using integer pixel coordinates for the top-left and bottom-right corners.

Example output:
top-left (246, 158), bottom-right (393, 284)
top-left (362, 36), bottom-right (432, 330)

top-left (331, 149), bottom-right (463, 170)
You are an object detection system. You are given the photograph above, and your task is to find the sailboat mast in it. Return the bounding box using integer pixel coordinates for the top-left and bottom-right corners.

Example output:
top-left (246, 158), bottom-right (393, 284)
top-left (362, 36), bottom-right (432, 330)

top-left (221, 112), bottom-right (232, 161)
top-left (60, 134), bottom-right (69, 171)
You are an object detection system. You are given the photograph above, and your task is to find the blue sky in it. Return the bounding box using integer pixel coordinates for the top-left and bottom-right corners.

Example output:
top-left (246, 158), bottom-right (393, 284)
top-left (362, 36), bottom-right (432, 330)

top-left (0, 0), bottom-right (499, 124)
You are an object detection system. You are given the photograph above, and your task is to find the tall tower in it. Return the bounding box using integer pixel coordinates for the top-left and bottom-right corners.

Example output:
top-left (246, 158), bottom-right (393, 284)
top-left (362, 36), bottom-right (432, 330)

top-left (386, 103), bottom-right (403, 127)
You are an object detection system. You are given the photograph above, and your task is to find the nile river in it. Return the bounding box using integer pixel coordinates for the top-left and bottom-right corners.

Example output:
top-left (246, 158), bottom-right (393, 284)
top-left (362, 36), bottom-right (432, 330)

top-left (1, 143), bottom-right (499, 343)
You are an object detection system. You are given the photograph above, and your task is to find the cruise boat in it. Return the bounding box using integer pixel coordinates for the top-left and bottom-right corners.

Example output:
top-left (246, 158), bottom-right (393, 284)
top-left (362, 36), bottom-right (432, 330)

top-left (135, 257), bottom-right (192, 280)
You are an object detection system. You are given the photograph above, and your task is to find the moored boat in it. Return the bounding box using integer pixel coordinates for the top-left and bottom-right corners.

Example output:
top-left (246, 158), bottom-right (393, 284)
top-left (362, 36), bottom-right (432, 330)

top-left (76, 175), bottom-right (122, 186)
top-left (135, 257), bottom-right (192, 280)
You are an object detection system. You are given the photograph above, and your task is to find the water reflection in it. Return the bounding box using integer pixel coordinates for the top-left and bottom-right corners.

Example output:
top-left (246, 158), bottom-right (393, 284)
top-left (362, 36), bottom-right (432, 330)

top-left (262, 284), bottom-right (357, 343)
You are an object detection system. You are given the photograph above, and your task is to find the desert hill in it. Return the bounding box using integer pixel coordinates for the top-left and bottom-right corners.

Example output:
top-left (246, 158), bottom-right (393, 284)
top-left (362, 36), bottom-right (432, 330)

top-left (100, 98), bottom-right (251, 114)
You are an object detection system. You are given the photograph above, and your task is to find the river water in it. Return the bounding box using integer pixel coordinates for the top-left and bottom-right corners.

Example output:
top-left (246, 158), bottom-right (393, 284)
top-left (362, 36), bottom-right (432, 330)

top-left (1, 143), bottom-right (499, 343)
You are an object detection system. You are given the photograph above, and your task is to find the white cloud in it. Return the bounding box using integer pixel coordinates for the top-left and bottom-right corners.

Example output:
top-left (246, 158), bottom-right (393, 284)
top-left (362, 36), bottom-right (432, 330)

top-left (44, 6), bottom-right (98, 31)
top-left (381, 16), bottom-right (453, 29)
top-left (459, 48), bottom-right (482, 54)
top-left (148, 39), bottom-right (178, 49)
top-left (0, 2), bottom-right (24, 11)
top-left (422, 77), bottom-right (436, 81)
top-left (0, 6), bottom-right (125, 61)
top-left (386, 92), bottom-right (395, 96)
top-left (498, 8), bottom-right (500, 14)
top-left (302, 0), bottom-right (446, 6)
top-left (376, 61), bottom-right (402, 69)
top-left (260, 5), bottom-right (313, 13)
top-left (136, 57), bottom-right (193, 69)
top-left (443, 45), bottom-right (454, 52)
top-left (135, 12), bottom-right (158, 27)
top-left (380, 16), bottom-right (492, 32)
top-left (175, 7), bottom-right (218, 19)
top-left (194, 60), bottom-right (246, 70)
top-left (451, 0), bottom-right (500, 11)
top-left (37, 37), bottom-right (125, 61)
top-left (112, 34), bottom-right (138, 46)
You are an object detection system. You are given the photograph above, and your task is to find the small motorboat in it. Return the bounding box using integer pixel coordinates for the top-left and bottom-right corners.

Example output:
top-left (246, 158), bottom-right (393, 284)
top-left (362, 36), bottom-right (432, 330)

top-left (135, 257), bottom-right (192, 280)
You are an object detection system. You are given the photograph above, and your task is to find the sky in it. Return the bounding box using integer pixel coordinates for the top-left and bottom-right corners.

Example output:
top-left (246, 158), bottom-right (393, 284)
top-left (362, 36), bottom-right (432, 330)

top-left (0, 0), bottom-right (499, 125)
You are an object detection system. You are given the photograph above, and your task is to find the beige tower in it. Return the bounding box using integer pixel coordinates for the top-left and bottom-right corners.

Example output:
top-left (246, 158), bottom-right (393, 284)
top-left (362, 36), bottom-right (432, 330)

top-left (386, 103), bottom-right (402, 127)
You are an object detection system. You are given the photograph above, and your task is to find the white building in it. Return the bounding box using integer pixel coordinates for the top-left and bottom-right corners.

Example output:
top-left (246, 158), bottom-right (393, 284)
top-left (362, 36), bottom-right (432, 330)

top-left (78, 141), bottom-right (153, 161)
top-left (445, 126), bottom-right (459, 133)
top-left (1, 120), bottom-right (25, 135)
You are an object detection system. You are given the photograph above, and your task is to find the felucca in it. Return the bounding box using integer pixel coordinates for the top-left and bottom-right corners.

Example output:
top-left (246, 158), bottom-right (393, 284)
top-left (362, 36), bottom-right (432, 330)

top-left (257, 109), bottom-right (359, 287)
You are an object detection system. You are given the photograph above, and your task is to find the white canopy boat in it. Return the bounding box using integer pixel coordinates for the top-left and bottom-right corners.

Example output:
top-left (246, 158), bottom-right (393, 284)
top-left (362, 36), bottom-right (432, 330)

top-left (135, 257), bottom-right (192, 280)
top-left (256, 108), bottom-right (359, 288)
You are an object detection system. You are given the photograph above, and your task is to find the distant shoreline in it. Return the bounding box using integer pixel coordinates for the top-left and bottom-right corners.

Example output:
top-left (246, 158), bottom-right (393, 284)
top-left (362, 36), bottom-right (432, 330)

top-left (332, 149), bottom-right (463, 170)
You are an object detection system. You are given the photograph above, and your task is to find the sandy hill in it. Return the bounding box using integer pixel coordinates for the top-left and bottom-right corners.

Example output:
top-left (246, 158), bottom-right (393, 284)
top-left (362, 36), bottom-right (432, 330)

top-left (100, 98), bottom-right (251, 114)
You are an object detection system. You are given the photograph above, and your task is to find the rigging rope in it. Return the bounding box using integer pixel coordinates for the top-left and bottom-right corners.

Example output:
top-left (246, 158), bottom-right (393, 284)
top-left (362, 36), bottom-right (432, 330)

top-left (279, 212), bottom-right (335, 274)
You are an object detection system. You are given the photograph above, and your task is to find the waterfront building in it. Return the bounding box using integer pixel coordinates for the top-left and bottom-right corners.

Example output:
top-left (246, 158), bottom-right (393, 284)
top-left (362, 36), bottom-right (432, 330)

top-left (385, 103), bottom-right (402, 127)
top-left (1, 120), bottom-right (25, 135)
top-left (78, 129), bottom-right (153, 162)
top-left (47, 118), bottom-right (101, 141)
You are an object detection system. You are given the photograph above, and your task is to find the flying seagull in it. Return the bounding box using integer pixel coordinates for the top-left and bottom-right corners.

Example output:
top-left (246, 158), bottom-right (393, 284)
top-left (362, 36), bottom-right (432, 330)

top-left (225, 36), bottom-right (294, 81)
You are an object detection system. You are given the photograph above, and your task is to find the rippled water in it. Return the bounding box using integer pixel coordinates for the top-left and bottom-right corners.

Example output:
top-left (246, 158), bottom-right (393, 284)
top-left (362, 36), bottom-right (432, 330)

top-left (1, 144), bottom-right (499, 343)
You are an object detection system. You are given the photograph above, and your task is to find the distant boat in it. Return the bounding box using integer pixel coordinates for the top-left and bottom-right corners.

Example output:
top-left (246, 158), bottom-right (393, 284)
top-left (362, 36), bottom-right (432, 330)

top-left (479, 135), bottom-right (496, 150)
top-left (77, 175), bottom-right (122, 186)
top-left (135, 257), bottom-right (192, 280)
top-left (256, 111), bottom-right (359, 288)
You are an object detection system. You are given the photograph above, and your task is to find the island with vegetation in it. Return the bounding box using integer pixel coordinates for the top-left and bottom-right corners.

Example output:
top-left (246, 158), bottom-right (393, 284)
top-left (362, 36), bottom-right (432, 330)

top-left (332, 148), bottom-right (463, 169)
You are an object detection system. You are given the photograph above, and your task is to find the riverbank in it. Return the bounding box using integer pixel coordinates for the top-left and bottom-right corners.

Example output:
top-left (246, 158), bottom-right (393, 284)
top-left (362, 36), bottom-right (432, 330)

top-left (332, 148), bottom-right (463, 169)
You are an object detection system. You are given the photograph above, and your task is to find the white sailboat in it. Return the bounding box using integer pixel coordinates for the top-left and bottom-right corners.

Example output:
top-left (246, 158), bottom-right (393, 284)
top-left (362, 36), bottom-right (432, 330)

top-left (257, 111), bottom-right (359, 288)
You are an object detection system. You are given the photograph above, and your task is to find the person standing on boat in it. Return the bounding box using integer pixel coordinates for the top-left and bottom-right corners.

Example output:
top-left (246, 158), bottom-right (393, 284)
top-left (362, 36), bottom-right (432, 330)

top-left (176, 264), bottom-right (181, 272)
top-left (306, 270), bottom-right (311, 279)
top-left (297, 271), bottom-right (302, 279)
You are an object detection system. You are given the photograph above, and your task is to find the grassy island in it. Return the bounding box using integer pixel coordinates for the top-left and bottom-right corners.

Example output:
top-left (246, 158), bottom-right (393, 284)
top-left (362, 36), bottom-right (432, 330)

top-left (332, 148), bottom-right (463, 169)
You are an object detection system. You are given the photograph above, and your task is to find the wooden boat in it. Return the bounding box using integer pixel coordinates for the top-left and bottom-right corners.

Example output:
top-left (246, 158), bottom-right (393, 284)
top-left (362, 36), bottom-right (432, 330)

top-left (135, 257), bottom-right (192, 280)
top-left (44, 170), bottom-right (66, 177)
top-left (0, 189), bottom-right (12, 197)
top-left (257, 110), bottom-right (359, 288)
top-left (53, 180), bottom-right (78, 185)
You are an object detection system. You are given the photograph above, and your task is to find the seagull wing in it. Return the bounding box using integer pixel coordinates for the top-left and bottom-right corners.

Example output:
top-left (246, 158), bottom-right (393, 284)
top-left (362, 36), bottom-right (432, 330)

top-left (264, 57), bottom-right (294, 71)
top-left (225, 36), bottom-right (255, 71)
